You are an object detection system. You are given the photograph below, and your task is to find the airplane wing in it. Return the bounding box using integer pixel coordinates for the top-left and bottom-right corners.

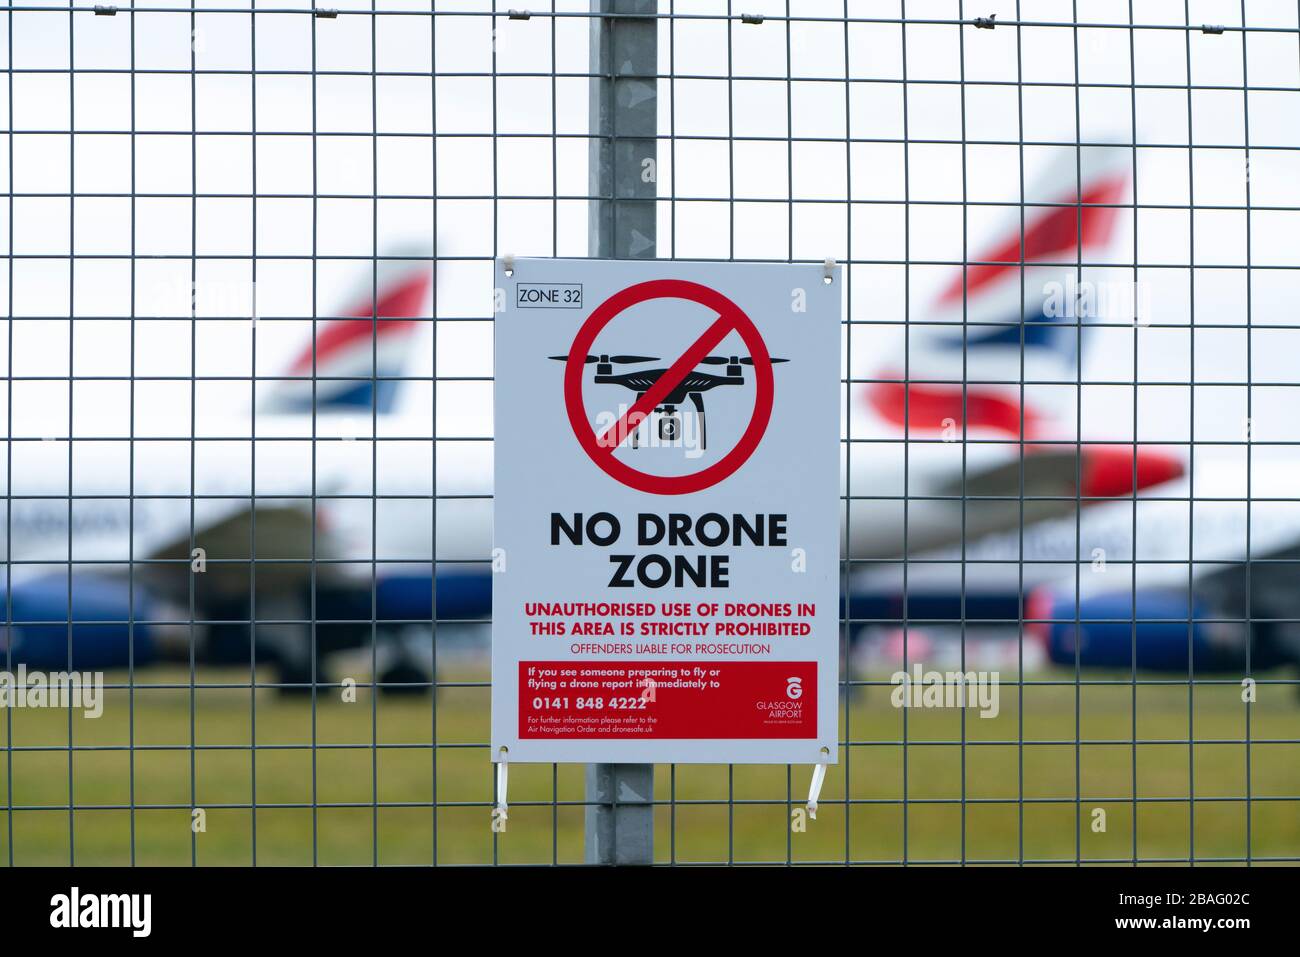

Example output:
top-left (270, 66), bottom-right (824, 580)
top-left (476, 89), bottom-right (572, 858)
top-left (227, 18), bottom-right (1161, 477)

top-left (846, 444), bottom-right (1183, 559)
top-left (139, 501), bottom-right (328, 602)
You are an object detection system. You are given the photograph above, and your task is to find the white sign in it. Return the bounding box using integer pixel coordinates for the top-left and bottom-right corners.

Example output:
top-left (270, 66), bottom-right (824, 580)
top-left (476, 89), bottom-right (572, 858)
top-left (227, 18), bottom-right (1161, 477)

top-left (492, 258), bottom-right (841, 764)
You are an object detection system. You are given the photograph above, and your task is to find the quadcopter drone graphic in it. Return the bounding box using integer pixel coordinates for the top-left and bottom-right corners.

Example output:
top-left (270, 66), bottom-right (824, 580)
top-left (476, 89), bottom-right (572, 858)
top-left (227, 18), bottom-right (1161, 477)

top-left (550, 352), bottom-right (788, 450)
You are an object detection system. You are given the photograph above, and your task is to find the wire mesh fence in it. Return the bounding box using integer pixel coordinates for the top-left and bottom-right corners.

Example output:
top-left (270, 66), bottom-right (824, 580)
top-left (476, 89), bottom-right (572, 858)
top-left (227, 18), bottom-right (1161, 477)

top-left (0, 0), bottom-right (1298, 865)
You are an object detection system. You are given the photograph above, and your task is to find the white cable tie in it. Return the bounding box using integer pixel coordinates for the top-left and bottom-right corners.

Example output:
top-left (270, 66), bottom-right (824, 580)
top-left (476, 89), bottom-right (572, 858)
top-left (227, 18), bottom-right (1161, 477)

top-left (502, 253), bottom-right (516, 277)
top-left (823, 257), bottom-right (836, 283)
top-left (806, 762), bottom-right (828, 820)
top-left (495, 750), bottom-right (509, 822)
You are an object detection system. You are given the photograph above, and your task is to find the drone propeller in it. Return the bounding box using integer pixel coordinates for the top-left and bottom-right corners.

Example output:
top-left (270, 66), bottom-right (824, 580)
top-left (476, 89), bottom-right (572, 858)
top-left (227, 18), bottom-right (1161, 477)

top-left (548, 354), bottom-right (659, 364)
top-left (698, 355), bottom-right (790, 365)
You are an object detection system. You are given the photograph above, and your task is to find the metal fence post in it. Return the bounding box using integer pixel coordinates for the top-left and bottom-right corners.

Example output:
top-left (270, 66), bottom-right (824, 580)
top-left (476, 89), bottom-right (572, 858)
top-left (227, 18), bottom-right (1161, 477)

top-left (585, 0), bottom-right (657, 865)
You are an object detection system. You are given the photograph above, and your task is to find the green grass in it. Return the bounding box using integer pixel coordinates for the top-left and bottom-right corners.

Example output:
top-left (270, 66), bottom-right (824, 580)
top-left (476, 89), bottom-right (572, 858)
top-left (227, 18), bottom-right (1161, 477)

top-left (0, 665), bottom-right (1297, 865)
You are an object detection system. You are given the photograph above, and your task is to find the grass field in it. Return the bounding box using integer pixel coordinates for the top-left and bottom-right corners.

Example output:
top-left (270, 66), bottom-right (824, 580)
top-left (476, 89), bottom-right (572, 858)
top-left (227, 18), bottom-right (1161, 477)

top-left (0, 664), bottom-right (1297, 865)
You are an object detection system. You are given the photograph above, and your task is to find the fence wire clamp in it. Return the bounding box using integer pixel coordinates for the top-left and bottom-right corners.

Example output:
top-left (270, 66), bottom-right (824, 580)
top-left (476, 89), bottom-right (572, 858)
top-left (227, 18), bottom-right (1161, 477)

top-left (823, 257), bottom-right (837, 284)
top-left (1201, 24), bottom-right (1225, 35)
top-left (93, 5), bottom-right (117, 15)
top-left (741, 13), bottom-right (764, 25)
top-left (495, 749), bottom-right (509, 823)
top-left (508, 9), bottom-right (531, 20)
top-left (313, 8), bottom-right (338, 19)
top-left (973, 14), bottom-right (996, 29)
top-left (502, 253), bottom-right (516, 277)
top-left (806, 762), bottom-right (828, 820)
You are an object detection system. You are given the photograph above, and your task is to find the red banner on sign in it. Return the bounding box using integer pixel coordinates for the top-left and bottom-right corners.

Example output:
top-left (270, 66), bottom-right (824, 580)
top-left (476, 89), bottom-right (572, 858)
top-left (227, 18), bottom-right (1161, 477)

top-left (518, 660), bottom-right (816, 739)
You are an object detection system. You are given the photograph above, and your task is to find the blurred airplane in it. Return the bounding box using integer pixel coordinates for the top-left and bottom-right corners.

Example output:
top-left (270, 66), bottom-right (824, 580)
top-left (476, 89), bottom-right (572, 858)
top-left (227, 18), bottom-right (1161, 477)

top-left (0, 254), bottom-right (462, 689)
top-left (0, 145), bottom-right (1214, 690)
top-left (1024, 459), bottom-right (1300, 677)
top-left (845, 148), bottom-right (1300, 682)
top-left (852, 457), bottom-right (1300, 683)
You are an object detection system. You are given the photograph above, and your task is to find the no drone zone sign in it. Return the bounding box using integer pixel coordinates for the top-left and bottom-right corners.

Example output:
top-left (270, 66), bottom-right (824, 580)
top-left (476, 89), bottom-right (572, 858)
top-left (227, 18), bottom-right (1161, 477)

top-left (492, 258), bottom-right (841, 764)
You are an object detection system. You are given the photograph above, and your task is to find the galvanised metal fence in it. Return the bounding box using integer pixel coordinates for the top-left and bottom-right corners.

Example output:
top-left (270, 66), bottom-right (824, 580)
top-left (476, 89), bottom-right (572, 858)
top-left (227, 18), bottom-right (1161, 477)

top-left (1, 0), bottom-right (1298, 865)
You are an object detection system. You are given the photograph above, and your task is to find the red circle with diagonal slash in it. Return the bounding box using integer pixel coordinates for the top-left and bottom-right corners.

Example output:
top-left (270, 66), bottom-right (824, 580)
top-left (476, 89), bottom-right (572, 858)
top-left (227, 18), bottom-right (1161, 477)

top-left (564, 278), bottom-right (774, 495)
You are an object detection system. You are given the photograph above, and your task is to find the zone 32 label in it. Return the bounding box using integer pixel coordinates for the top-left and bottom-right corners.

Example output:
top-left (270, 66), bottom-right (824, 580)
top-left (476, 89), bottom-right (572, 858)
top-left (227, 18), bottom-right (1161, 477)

top-left (517, 283), bottom-right (583, 308)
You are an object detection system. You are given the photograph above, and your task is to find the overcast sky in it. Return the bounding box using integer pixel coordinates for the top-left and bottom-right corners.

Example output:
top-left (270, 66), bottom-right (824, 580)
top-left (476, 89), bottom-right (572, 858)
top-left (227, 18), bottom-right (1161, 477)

top-left (0, 0), bottom-right (1296, 484)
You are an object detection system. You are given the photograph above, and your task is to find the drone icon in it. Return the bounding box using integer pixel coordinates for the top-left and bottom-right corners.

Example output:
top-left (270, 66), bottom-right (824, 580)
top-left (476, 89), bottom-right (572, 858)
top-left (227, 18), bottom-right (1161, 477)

top-left (550, 352), bottom-right (788, 450)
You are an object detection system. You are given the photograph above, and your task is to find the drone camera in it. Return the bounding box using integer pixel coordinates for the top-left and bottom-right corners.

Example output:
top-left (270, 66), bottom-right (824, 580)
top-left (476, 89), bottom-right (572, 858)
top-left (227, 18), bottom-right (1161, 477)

top-left (658, 413), bottom-right (681, 442)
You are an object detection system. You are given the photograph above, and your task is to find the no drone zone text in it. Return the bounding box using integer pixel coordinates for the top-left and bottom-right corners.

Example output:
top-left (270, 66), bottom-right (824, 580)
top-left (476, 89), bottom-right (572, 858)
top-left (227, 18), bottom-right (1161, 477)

top-left (551, 511), bottom-right (790, 588)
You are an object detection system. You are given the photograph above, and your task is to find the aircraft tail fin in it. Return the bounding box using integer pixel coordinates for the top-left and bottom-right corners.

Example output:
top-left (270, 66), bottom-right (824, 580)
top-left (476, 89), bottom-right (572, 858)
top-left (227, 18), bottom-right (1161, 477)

top-left (265, 250), bottom-right (434, 415)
